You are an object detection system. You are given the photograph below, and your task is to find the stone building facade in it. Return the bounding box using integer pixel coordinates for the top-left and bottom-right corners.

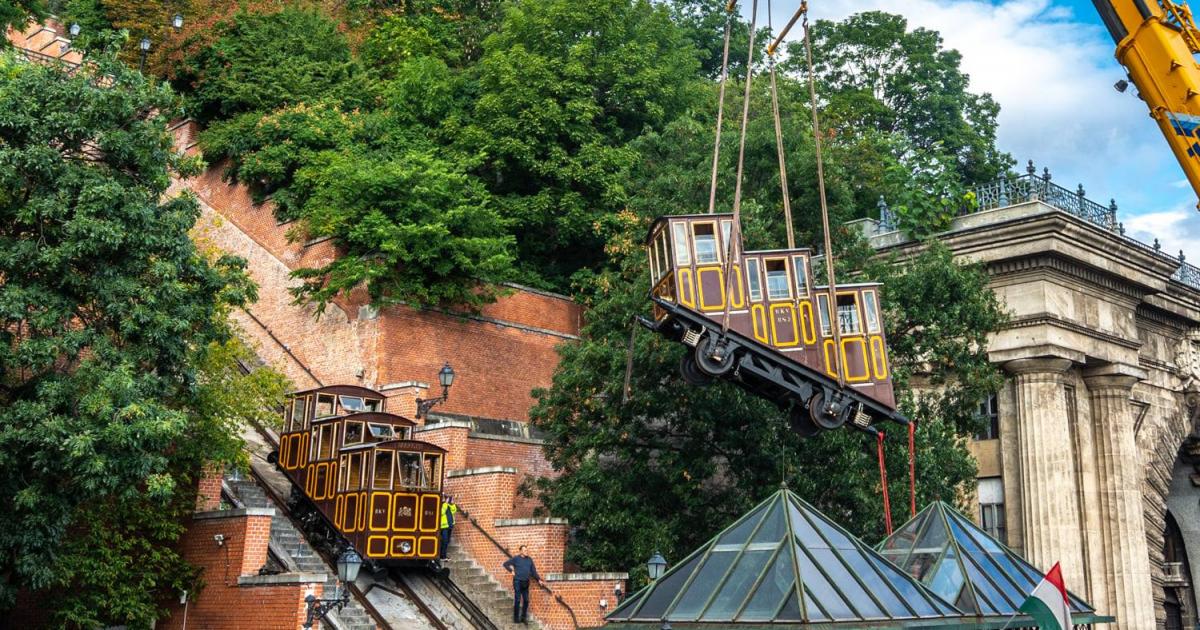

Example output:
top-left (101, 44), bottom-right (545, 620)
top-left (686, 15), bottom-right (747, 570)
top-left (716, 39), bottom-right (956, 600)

top-left (854, 171), bottom-right (1200, 630)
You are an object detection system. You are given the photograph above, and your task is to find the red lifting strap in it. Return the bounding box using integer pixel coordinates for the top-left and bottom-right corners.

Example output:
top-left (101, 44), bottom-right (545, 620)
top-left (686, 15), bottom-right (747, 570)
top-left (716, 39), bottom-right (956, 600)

top-left (908, 421), bottom-right (917, 519)
top-left (877, 432), bottom-right (893, 535)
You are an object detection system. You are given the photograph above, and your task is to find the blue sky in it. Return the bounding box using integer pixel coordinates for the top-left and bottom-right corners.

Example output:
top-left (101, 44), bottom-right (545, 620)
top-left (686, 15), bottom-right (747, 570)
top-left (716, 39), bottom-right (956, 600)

top-left (749, 0), bottom-right (1200, 261)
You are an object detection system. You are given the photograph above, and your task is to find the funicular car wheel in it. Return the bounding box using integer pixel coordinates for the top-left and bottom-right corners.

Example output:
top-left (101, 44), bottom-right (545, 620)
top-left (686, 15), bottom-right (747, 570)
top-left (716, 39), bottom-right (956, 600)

top-left (807, 391), bottom-right (850, 430)
top-left (679, 354), bottom-right (714, 386)
top-left (694, 333), bottom-right (737, 376)
top-left (789, 403), bottom-right (821, 437)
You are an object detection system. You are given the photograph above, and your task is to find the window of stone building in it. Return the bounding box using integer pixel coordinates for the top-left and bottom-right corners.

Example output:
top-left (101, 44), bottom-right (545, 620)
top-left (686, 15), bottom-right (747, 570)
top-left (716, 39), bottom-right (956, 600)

top-left (973, 394), bottom-right (999, 441)
top-left (977, 477), bottom-right (1006, 544)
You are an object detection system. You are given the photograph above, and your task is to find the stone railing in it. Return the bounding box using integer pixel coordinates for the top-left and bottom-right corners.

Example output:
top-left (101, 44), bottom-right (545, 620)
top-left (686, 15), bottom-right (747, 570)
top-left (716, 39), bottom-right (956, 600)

top-left (955, 160), bottom-right (1200, 291)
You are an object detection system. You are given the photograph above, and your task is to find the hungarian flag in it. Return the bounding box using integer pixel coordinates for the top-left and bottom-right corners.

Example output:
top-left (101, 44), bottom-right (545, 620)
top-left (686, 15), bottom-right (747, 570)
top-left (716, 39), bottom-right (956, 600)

top-left (1019, 563), bottom-right (1072, 630)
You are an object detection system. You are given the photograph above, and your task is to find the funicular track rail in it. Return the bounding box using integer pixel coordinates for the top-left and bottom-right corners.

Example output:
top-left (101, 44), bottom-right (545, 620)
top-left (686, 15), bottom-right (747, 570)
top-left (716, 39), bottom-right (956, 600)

top-left (246, 421), bottom-right (498, 630)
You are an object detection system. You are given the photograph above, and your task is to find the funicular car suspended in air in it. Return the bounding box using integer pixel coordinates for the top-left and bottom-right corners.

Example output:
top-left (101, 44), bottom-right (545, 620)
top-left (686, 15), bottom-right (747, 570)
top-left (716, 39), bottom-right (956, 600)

top-left (274, 385), bottom-right (446, 565)
top-left (639, 214), bottom-right (905, 435)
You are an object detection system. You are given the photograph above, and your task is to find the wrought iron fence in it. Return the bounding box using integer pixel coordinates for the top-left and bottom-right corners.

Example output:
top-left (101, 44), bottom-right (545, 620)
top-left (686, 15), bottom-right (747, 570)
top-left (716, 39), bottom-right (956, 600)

top-left (959, 161), bottom-right (1200, 291)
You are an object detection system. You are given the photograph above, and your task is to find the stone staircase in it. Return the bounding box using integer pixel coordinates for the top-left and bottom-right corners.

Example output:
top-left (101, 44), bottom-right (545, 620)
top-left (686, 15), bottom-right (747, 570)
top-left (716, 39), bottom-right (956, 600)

top-left (227, 478), bottom-right (377, 630)
top-left (443, 544), bottom-right (543, 630)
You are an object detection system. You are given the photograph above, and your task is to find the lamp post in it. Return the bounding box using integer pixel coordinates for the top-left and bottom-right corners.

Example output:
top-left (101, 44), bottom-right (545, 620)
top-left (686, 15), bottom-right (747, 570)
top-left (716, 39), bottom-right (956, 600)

top-left (138, 37), bottom-right (151, 72)
top-left (415, 362), bottom-right (455, 419)
top-left (647, 551), bottom-right (667, 581)
top-left (302, 548), bottom-right (363, 628)
top-left (172, 13), bottom-right (184, 31)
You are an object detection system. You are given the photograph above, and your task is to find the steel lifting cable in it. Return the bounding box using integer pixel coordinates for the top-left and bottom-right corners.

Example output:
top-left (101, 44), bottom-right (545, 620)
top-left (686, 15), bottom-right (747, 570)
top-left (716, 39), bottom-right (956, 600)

top-left (877, 431), bottom-right (894, 535)
top-left (707, 1), bottom-right (737, 215)
top-left (907, 421), bottom-right (917, 518)
top-left (719, 0), bottom-right (759, 333)
top-left (799, 3), bottom-right (845, 388)
top-left (766, 0), bottom-right (795, 250)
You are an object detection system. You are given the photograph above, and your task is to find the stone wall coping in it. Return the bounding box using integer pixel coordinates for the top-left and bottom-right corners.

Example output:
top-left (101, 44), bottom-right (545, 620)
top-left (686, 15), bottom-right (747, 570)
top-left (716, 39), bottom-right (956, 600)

top-left (417, 420), bottom-right (474, 432)
top-left (468, 431), bottom-right (545, 446)
top-left (446, 466), bottom-right (518, 478)
top-left (495, 517), bottom-right (569, 527)
top-left (381, 381), bottom-right (429, 391)
top-left (543, 572), bottom-right (629, 582)
top-left (193, 507), bottom-right (275, 520)
top-left (237, 572), bottom-right (326, 586)
top-left (500, 281), bottom-right (575, 303)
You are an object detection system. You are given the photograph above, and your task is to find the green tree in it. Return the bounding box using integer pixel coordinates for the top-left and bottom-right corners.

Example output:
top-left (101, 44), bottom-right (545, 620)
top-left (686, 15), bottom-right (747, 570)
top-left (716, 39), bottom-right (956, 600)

top-left (0, 48), bottom-right (282, 625)
top-left (0, 0), bottom-right (44, 35)
top-left (787, 11), bottom-right (1011, 186)
top-left (458, 0), bottom-right (704, 288)
top-left (173, 6), bottom-right (363, 123)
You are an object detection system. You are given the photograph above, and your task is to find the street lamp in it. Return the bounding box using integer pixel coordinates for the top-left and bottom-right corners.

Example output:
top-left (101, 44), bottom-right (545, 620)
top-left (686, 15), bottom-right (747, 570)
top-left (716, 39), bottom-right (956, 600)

top-left (303, 548), bottom-right (363, 628)
top-left (68, 22), bottom-right (80, 38)
top-left (138, 37), bottom-right (151, 72)
top-left (172, 13), bottom-right (184, 31)
top-left (415, 362), bottom-right (455, 419)
top-left (647, 551), bottom-right (667, 580)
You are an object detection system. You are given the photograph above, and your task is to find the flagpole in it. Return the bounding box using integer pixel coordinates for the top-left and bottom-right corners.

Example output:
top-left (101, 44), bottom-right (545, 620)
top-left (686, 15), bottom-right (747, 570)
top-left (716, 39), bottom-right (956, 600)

top-left (995, 611), bottom-right (1022, 630)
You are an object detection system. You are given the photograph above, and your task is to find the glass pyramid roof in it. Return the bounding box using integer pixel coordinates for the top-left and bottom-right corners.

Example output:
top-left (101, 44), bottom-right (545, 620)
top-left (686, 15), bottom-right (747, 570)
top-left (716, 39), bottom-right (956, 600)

top-left (607, 489), bottom-right (964, 627)
top-left (878, 502), bottom-right (1103, 622)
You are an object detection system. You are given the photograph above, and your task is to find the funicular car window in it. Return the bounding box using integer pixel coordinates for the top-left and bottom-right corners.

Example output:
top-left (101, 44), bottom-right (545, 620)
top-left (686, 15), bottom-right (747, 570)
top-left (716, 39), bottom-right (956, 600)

top-left (720, 220), bottom-right (733, 257)
top-left (338, 454), bottom-right (349, 491)
top-left (344, 421), bottom-right (364, 445)
top-left (765, 259), bottom-right (791, 301)
top-left (837, 294), bottom-right (863, 335)
top-left (316, 394), bottom-right (336, 418)
top-left (792, 256), bottom-right (809, 296)
top-left (746, 258), bottom-right (763, 301)
top-left (398, 452), bottom-right (422, 487)
top-left (319, 424), bottom-right (337, 460)
top-left (373, 451), bottom-right (393, 489)
top-left (693, 223), bottom-right (719, 264)
top-left (422, 454), bottom-right (442, 490)
top-left (658, 231), bottom-right (672, 277)
top-left (817, 294), bottom-right (832, 336)
top-left (863, 290), bottom-right (881, 333)
top-left (364, 398), bottom-right (382, 412)
top-left (672, 222), bottom-right (691, 265)
top-left (340, 396), bottom-right (365, 413)
top-left (292, 397), bottom-right (309, 431)
top-left (347, 452), bottom-right (364, 491)
top-left (368, 423), bottom-right (395, 440)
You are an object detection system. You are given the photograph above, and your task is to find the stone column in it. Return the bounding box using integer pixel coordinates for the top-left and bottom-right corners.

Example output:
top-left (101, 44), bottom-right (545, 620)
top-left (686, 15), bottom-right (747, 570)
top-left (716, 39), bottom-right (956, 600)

top-left (1083, 368), bottom-right (1155, 630)
top-left (1006, 357), bottom-right (1088, 589)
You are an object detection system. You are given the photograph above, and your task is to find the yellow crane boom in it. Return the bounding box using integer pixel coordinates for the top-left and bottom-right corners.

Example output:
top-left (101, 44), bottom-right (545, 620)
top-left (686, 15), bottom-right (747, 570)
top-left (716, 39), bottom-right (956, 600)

top-left (1095, 0), bottom-right (1200, 203)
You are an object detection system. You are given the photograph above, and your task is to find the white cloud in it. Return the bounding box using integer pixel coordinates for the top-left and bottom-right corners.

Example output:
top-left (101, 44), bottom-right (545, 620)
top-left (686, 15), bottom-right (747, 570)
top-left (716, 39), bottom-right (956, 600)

top-left (1124, 206), bottom-right (1200, 263)
top-left (751, 0), bottom-right (1200, 254)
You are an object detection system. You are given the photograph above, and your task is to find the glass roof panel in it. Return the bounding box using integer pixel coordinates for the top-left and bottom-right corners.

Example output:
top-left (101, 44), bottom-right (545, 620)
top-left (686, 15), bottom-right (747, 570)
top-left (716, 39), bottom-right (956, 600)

top-left (808, 547), bottom-right (884, 618)
top-left (915, 510), bottom-right (949, 552)
top-left (927, 546), bottom-right (966, 604)
top-left (879, 508), bottom-right (928, 556)
top-left (795, 544), bottom-right (859, 620)
top-left (840, 549), bottom-right (914, 618)
top-left (736, 546), bottom-right (795, 621)
top-left (867, 554), bottom-right (943, 617)
top-left (803, 508), bottom-right (858, 550)
top-left (787, 501), bottom-right (828, 549)
top-left (608, 586), bottom-right (646, 620)
top-left (960, 553), bottom-right (1004, 615)
top-left (668, 549), bottom-right (738, 620)
top-left (702, 548), bottom-right (777, 621)
top-left (630, 553), bottom-right (702, 619)
top-left (802, 587), bottom-right (829, 622)
top-left (778, 589), bottom-right (805, 621)
top-left (719, 507), bottom-right (767, 546)
top-left (751, 500), bottom-right (786, 544)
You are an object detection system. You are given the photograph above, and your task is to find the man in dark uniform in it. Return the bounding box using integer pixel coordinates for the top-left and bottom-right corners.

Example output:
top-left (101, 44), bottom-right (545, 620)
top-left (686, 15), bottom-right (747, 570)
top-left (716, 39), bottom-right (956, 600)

top-left (502, 545), bottom-right (541, 624)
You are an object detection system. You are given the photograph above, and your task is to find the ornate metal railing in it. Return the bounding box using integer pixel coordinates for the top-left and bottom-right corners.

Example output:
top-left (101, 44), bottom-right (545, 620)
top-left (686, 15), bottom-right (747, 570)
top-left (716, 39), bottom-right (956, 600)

top-left (955, 160), bottom-right (1200, 292)
top-left (972, 161), bottom-right (1119, 231)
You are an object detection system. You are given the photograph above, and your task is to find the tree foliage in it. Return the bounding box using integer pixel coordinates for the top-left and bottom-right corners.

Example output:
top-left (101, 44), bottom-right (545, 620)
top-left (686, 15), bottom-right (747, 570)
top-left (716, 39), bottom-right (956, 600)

top-left (0, 0), bottom-right (44, 36)
top-left (0, 48), bottom-right (286, 626)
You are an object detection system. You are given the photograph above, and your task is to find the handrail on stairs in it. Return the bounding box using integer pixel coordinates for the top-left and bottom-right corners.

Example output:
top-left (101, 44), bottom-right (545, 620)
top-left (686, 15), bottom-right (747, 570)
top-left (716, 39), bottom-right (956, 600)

top-left (456, 507), bottom-right (581, 630)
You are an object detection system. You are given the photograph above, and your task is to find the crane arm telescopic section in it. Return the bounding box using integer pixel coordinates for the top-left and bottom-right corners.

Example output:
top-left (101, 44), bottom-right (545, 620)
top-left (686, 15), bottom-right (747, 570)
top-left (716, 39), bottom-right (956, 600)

top-left (1095, 0), bottom-right (1200, 204)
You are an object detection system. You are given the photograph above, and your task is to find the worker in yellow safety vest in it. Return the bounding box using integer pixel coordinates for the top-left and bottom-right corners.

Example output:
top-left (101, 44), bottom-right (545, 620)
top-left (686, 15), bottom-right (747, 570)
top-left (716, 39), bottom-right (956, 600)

top-left (440, 496), bottom-right (457, 560)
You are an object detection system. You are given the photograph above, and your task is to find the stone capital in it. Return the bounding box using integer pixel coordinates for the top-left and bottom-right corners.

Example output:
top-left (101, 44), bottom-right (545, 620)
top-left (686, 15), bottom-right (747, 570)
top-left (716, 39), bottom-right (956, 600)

top-left (1082, 363), bottom-right (1145, 393)
top-left (1003, 357), bottom-right (1074, 377)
